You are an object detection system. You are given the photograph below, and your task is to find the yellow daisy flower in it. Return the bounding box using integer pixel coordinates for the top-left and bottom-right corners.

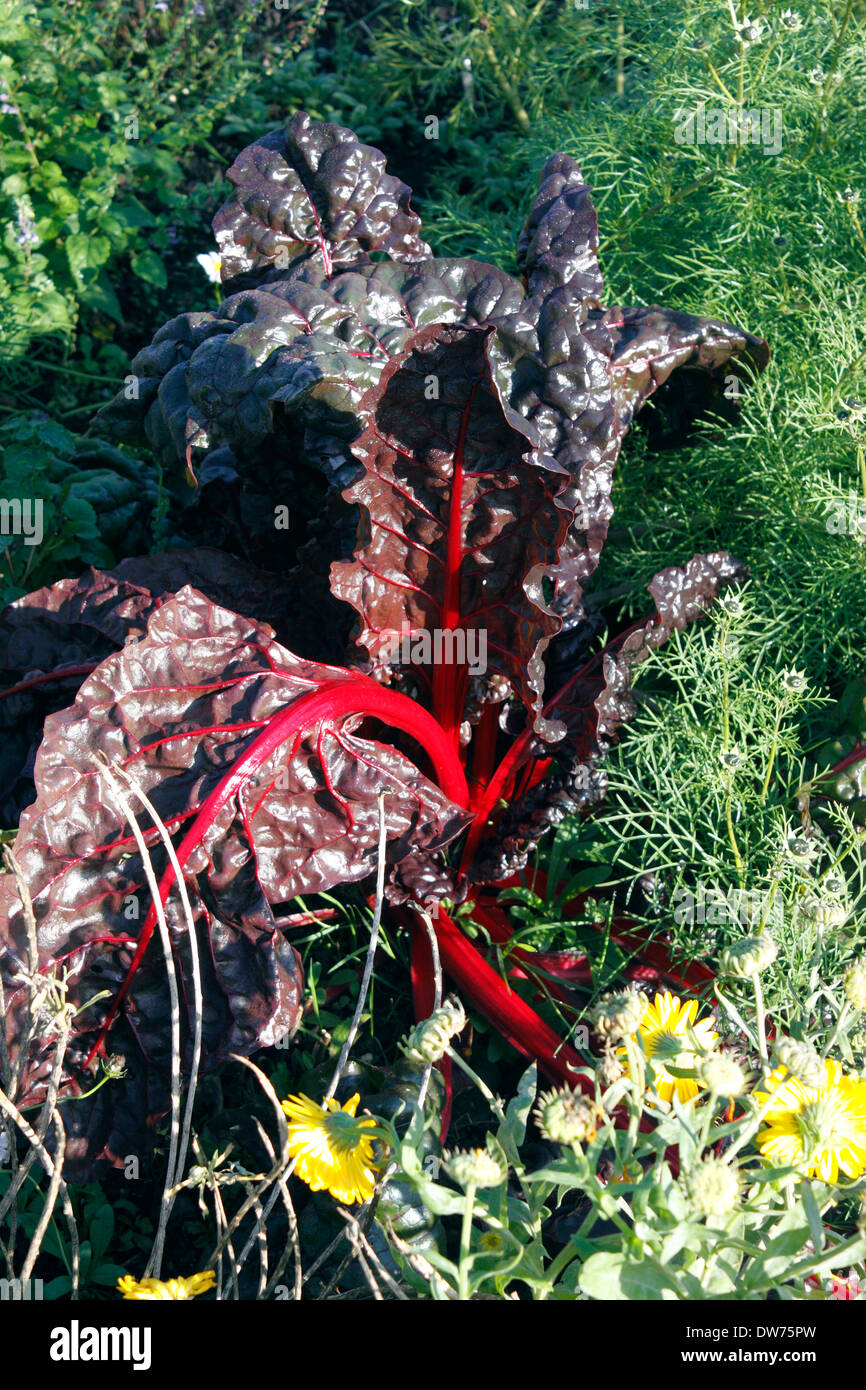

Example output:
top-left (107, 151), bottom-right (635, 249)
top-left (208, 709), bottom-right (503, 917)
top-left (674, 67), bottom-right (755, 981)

top-left (117, 1270), bottom-right (216, 1300)
top-left (282, 1092), bottom-right (379, 1204)
top-left (754, 1058), bottom-right (866, 1183)
top-left (621, 991), bottom-right (719, 1103)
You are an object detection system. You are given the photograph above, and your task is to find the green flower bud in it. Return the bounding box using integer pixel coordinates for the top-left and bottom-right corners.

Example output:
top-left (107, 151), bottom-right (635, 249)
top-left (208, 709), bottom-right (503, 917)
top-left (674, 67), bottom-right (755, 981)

top-left (719, 934), bottom-right (777, 979)
top-left (845, 961), bottom-right (866, 1012)
top-left (784, 833), bottom-right (818, 863)
top-left (596, 1049), bottom-right (624, 1089)
top-left (688, 1159), bottom-right (740, 1217)
top-left (781, 669), bottom-right (807, 693)
top-left (699, 1052), bottom-right (747, 1098)
top-left (534, 1087), bottom-right (602, 1146)
top-left (592, 988), bottom-right (647, 1041)
top-left (401, 996), bottom-right (466, 1065)
top-left (447, 1147), bottom-right (507, 1190)
top-left (798, 894), bottom-right (849, 932)
top-left (773, 1035), bottom-right (826, 1090)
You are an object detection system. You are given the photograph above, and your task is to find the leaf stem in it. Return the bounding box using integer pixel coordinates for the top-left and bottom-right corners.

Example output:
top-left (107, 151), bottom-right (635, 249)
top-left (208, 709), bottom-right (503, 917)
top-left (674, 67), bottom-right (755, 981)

top-left (457, 1180), bottom-right (477, 1299)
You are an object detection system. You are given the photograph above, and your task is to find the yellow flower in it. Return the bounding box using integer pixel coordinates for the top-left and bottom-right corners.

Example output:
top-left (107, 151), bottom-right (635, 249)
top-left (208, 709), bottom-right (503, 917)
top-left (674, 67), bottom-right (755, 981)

top-left (282, 1092), bottom-right (379, 1204)
top-left (621, 991), bottom-right (719, 1103)
top-left (480, 1231), bottom-right (504, 1252)
top-left (117, 1270), bottom-right (215, 1300)
top-left (754, 1059), bottom-right (866, 1183)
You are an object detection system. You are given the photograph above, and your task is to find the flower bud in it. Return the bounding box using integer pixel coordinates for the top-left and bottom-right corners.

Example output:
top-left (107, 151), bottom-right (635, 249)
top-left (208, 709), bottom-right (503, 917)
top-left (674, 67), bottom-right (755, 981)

top-left (699, 1052), bottom-right (747, 1098)
top-left (773, 1035), bottom-right (826, 1090)
top-left (534, 1087), bottom-right (602, 1146)
top-left (719, 933), bottom-right (777, 979)
top-left (845, 961), bottom-right (866, 1012)
top-left (688, 1159), bottom-right (740, 1217)
top-left (784, 832), bottom-right (818, 863)
top-left (781, 669), bottom-right (807, 693)
top-left (596, 1049), bottom-right (624, 1089)
top-left (401, 997), bottom-right (466, 1065)
top-left (798, 894), bottom-right (849, 932)
top-left (592, 988), bottom-right (647, 1041)
top-left (447, 1147), bottom-right (506, 1190)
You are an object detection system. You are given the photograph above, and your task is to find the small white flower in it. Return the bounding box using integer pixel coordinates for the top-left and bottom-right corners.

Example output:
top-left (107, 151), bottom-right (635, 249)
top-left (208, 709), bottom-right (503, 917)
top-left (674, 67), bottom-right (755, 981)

top-left (837, 186), bottom-right (861, 206)
top-left (718, 592), bottom-right (745, 617)
top-left (784, 831), bottom-right (817, 863)
top-left (196, 251), bottom-right (222, 284)
top-left (780, 8), bottom-right (803, 31)
top-left (808, 66), bottom-right (826, 85)
top-left (737, 16), bottom-right (765, 44)
top-left (781, 668), bottom-right (807, 693)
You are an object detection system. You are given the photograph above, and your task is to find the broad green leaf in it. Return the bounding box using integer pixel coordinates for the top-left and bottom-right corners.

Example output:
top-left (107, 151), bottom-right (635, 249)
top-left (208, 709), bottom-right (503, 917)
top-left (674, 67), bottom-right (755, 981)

top-left (745, 1207), bottom-right (811, 1286)
top-left (579, 1250), bottom-right (680, 1300)
top-left (498, 1062), bottom-right (537, 1157)
top-left (65, 232), bottom-right (110, 290)
top-left (131, 248), bottom-right (167, 289)
top-left (88, 1202), bottom-right (114, 1264)
top-left (114, 196), bottom-right (156, 229)
top-left (79, 267), bottom-right (123, 321)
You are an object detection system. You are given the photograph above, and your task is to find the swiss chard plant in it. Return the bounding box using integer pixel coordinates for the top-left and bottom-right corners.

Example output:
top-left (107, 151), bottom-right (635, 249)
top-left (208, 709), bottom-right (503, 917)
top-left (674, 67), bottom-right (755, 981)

top-left (0, 113), bottom-right (769, 1174)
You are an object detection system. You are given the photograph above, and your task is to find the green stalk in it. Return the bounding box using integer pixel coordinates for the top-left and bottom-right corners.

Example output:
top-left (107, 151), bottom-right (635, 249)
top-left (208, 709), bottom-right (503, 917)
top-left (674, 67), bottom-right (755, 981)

top-left (719, 632), bottom-right (745, 883)
top-left (457, 1180), bottom-right (477, 1300)
top-left (446, 1046), bottom-right (506, 1122)
top-left (728, 0), bottom-right (746, 171)
top-left (722, 1072), bottom-right (792, 1166)
top-left (760, 702), bottom-right (786, 801)
top-left (753, 972), bottom-right (768, 1064)
top-left (615, 15), bottom-right (625, 97)
top-left (804, 0), bottom-right (854, 159)
top-left (821, 1001), bottom-right (850, 1060)
top-left (623, 1035), bottom-right (645, 1145)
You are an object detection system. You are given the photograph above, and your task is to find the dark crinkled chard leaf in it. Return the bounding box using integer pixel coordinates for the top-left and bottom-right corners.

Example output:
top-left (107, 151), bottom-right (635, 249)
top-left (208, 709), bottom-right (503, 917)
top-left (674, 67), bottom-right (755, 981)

top-left (331, 324), bottom-right (572, 737)
top-left (97, 259), bottom-right (521, 491)
top-left (0, 569), bottom-right (157, 829)
top-left (0, 550), bottom-right (304, 825)
top-left (516, 152), bottom-right (604, 313)
top-left (0, 586), bottom-right (469, 1174)
top-left (469, 553), bottom-right (745, 882)
top-left (213, 112), bottom-right (430, 284)
top-left (96, 115), bottom-right (767, 638)
top-left (597, 304), bottom-right (771, 443)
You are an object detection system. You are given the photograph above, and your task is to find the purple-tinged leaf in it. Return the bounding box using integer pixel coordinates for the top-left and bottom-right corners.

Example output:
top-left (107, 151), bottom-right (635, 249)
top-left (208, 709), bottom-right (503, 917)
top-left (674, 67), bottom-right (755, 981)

top-left (598, 304), bottom-right (771, 435)
top-left (516, 152), bottom-right (604, 313)
top-left (0, 587), bottom-right (469, 1170)
top-left (213, 113), bottom-right (430, 284)
top-left (0, 551), bottom-right (302, 824)
top-left (331, 324), bottom-right (573, 739)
